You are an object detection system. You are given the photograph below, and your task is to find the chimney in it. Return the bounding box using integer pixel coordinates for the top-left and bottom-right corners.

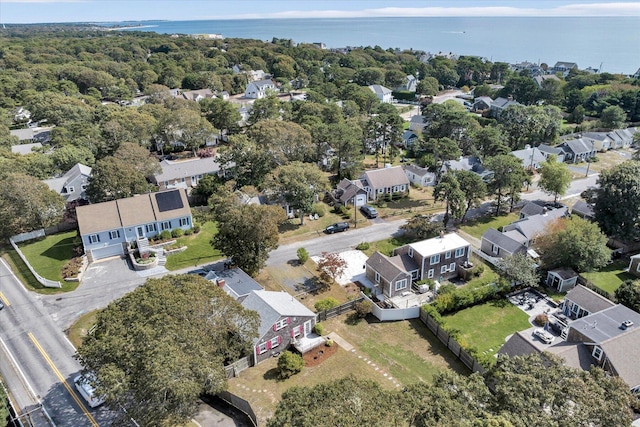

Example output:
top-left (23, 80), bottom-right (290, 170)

top-left (216, 279), bottom-right (226, 288)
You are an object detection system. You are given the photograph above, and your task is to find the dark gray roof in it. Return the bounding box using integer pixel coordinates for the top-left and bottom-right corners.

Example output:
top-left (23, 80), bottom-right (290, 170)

top-left (568, 304), bottom-right (640, 343)
top-left (571, 200), bottom-right (594, 219)
top-left (547, 342), bottom-right (594, 371)
top-left (561, 138), bottom-right (592, 155)
top-left (599, 328), bottom-right (640, 388)
top-left (520, 202), bottom-right (545, 218)
top-left (481, 228), bottom-right (526, 254)
top-left (335, 178), bottom-right (366, 204)
top-left (389, 254), bottom-right (419, 273)
top-left (565, 285), bottom-right (615, 315)
top-left (367, 252), bottom-right (406, 282)
top-left (538, 144), bottom-right (564, 156)
top-left (503, 207), bottom-right (568, 242)
top-left (548, 268), bottom-right (578, 280)
top-left (214, 268), bottom-right (263, 299)
top-left (497, 331), bottom-right (540, 357)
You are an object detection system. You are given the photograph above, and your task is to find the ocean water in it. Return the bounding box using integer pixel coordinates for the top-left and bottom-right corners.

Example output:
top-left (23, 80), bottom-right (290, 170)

top-left (113, 17), bottom-right (640, 75)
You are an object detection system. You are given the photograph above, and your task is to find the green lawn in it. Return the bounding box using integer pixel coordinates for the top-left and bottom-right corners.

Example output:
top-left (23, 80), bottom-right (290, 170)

top-left (360, 235), bottom-right (414, 257)
top-left (459, 213), bottom-right (519, 239)
top-left (441, 299), bottom-right (531, 358)
top-left (165, 222), bottom-right (224, 270)
top-left (581, 260), bottom-right (634, 295)
top-left (17, 231), bottom-right (76, 282)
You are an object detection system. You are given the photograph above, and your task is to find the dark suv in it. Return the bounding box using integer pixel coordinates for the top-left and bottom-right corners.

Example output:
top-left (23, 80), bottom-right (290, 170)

top-left (324, 222), bottom-right (350, 234)
top-left (360, 205), bottom-right (378, 219)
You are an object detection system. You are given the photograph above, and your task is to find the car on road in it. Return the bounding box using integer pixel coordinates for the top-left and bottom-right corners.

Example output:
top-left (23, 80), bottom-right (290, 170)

top-left (74, 373), bottom-right (105, 408)
top-left (187, 269), bottom-right (208, 277)
top-left (533, 328), bottom-right (554, 344)
top-left (324, 222), bottom-right (350, 234)
top-left (0, 300), bottom-right (4, 310)
top-left (360, 205), bottom-right (378, 219)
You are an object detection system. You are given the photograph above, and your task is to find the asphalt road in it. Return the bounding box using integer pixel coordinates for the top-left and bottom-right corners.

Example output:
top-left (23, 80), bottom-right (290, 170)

top-left (0, 259), bottom-right (119, 426)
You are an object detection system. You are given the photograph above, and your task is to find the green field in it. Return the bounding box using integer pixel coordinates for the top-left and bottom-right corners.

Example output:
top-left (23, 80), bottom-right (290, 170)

top-left (165, 222), bottom-right (223, 270)
top-left (581, 260), bottom-right (634, 295)
top-left (17, 231), bottom-right (76, 282)
top-left (441, 299), bottom-right (531, 358)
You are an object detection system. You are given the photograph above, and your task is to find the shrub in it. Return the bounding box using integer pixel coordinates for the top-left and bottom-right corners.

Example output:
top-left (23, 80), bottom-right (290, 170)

top-left (417, 279), bottom-right (436, 290)
top-left (312, 203), bottom-right (326, 217)
top-left (192, 223), bottom-right (201, 233)
top-left (171, 228), bottom-right (184, 238)
top-left (159, 230), bottom-right (172, 241)
top-left (297, 247), bottom-right (309, 264)
top-left (534, 313), bottom-right (549, 327)
top-left (314, 323), bottom-right (324, 336)
top-left (184, 228), bottom-right (193, 236)
top-left (354, 300), bottom-right (373, 318)
top-left (325, 338), bottom-right (334, 347)
top-left (356, 241), bottom-right (370, 251)
top-left (471, 264), bottom-right (485, 278)
top-left (61, 257), bottom-right (83, 279)
top-left (315, 298), bottom-right (339, 312)
top-left (277, 351), bottom-right (304, 379)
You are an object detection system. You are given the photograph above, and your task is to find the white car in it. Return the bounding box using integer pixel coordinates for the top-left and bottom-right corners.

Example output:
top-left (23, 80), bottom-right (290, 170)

top-left (533, 328), bottom-right (554, 344)
top-left (74, 373), bottom-right (105, 408)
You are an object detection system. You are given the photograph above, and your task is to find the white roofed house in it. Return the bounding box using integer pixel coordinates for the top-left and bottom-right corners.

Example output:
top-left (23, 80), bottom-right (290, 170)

top-left (510, 145), bottom-right (551, 170)
top-left (403, 164), bottom-right (436, 187)
top-left (360, 166), bottom-right (410, 201)
top-left (244, 79), bottom-right (277, 99)
top-left (368, 84), bottom-right (393, 103)
top-left (150, 157), bottom-right (224, 191)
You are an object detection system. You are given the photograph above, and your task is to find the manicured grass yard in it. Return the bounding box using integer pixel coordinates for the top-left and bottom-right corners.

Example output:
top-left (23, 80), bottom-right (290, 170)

top-left (165, 222), bottom-right (223, 270)
top-left (459, 212), bottom-right (519, 240)
top-left (581, 259), bottom-right (634, 295)
top-left (17, 230), bottom-right (77, 282)
top-left (360, 235), bottom-right (414, 257)
top-left (440, 299), bottom-right (531, 358)
top-left (228, 314), bottom-right (468, 425)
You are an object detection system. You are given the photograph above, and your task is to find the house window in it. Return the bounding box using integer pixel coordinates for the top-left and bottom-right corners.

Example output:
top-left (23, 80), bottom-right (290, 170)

top-left (270, 336), bottom-right (280, 349)
top-left (161, 221), bottom-right (171, 230)
top-left (441, 265), bottom-right (448, 274)
top-left (455, 247), bottom-right (466, 258)
top-left (445, 251), bottom-right (451, 259)
top-left (427, 269), bottom-right (434, 279)
top-left (395, 279), bottom-right (407, 291)
top-left (275, 318), bottom-right (288, 331)
top-left (179, 217), bottom-right (190, 227)
top-left (109, 230), bottom-right (121, 239)
top-left (592, 346), bottom-right (603, 361)
top-left (637, 262), bottom-right (640, 272)
top-left (491, 244), bottom-right (499, 255)
top-left (145, 223), bottom-right (157, 233)
top-left (81, 184), bottom-right (88, 190)
top-left (88, 234), bottom-right (100, 244)
top-left (375, 272), bottom-right (380, 283)
top-left (408, 248), bottom-right (413, 258)
top-left (258, 342), bottom-right (268, 355)
top-left (449, 262), bottom-right (456, 272)
top-left (571, 303), bottom-right (579, 314)
top-left (411, 270), bottom-right (419, 280)
top-left (430, 254), bottom-right (440, 265)
top-left (291, 325), bottom-right (303, 338)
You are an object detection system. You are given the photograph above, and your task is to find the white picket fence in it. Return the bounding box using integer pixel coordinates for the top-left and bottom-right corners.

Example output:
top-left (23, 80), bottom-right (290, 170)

top-left (9, 230), bottom-right (61, 288)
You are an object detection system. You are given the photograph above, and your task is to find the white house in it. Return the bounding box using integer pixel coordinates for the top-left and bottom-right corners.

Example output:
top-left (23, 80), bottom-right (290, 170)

top-left (244, 79), bottom-right (276, 99)
top-left (368, 84), bottom-right (393, 103)
top-left (403, 164), bottom-right (436, 187)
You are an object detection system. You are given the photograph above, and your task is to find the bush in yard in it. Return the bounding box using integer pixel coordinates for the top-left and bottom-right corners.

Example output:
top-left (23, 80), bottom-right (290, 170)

top-left (171, 228), bottom-right (184, 238)
top-left (184, 228), bottom-right (193, 236)
top-left (534, 313), bottom-right (549, 327)
top-left (354, 300), bottom-right (373, 318)
top-left (277, 351), bottom-right (304, 379)
top-left (312, 203), bottom-right (326, 217)
top-left (159, 230), bottom-right (172, 241)
top-left (325, 338), bottom-right (334, 347)
top-left (192, 223), bottom-right (201, 233)
top-left (314, 323), bottom-right (324, 336)
top-left (315, 298), bottom-right (339, 312)
top-left (297, 247), bottom-right (309, 264)
top-left (356, 241), bottom-right (370, 251)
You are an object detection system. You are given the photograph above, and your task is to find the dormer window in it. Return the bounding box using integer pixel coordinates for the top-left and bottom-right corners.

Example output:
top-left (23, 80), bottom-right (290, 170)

top-left (592, 346), bottom-right (603, 361)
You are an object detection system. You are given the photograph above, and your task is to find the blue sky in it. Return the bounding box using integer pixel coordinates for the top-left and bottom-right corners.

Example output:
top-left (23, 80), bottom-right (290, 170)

top-left (1, 1), bottom-right (639, 24)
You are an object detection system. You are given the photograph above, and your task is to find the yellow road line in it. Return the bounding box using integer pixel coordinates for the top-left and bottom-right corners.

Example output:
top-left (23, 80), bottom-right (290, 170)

top-left (27, 332), bottom-right (99, 427)
top-left (0, 291), bottom-right (10, 307)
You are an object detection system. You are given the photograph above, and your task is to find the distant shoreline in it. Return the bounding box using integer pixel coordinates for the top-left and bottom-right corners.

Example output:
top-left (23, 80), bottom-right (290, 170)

top-left (102, 24), bottom-right (157, 31)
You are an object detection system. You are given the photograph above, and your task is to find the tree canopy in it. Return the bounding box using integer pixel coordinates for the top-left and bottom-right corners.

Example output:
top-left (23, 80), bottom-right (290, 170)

top-left (614, 280), bottom-right (640, 313)
top-left (594, 160), bottom-right (640, 241)
top-left (538, 155), bottom-right (572, 202)
top-left (76, 274), bottom-right (259, 427)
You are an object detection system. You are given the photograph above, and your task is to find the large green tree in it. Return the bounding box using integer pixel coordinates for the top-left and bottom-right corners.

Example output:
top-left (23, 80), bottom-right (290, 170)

top-left (614, 280), bottom-right (640, 313)
top-left (496, 253), bottom-right (539, 288)
top-left (247, 120), bottom-right (314, 166)
top-left (535, 217), bottom-right (610, 272)
top-left (265, 162), bottom-right (328, 224)
top-left (454, 169), bottom-right (487, 222)
top-left (212, 203), bottom-right (286, 276)
top-left (538, 155), bottom-right (571, 202)
top-left (433, 173), bottom-right (465, 226)
top-left (0, 173), bottom-right (66, 238)
top-left (484, 155), bottom-right (529, 215)
top-left (77, 274), bottom-right (259, 427)
top-left (594, 160), bottom-right (640, 241)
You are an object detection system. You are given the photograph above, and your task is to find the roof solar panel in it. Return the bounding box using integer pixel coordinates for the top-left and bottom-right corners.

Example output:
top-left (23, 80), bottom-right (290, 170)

top-left (155, 190), bottom-right (184, 212)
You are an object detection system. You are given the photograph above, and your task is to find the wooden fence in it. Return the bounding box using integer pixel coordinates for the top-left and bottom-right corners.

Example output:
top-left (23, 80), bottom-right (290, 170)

top-left (217, 390), bottom-right (258, 427)
top-left (419, 309), bottom-right (485, 374)
top-left (223, 356), bottom-right (252, 379)
top-left (316, 296), bottom-right (364, 321)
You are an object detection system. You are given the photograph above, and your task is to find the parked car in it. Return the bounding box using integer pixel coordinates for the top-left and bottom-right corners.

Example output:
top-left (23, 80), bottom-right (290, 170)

top-left (187, 269), bottom-right (208, 277)
top-left (533, 328), bottom-right (554, 344)
top-left (74, 373), bottom-right (105, 408)
top-left (360, 205), bottom-right (378, 219)
top-left (0, 300), bottom-right (4, 310)
top-left (324, 222), bottom-right (350, 234)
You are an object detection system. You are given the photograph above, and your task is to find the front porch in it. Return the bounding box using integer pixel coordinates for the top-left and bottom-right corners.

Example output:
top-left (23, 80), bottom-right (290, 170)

top-left (292, 333), bottom-right (325, 354)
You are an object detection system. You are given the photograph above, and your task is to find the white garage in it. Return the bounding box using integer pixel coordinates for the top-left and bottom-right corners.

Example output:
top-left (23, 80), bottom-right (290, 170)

top-left (90, 244), bottom-right (124, 261)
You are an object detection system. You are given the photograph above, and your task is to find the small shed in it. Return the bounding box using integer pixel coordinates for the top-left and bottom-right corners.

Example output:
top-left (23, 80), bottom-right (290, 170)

top-left (628, 254), bottom-right (640, 278)
top-left (546, 268), bottom-right (579, 292)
